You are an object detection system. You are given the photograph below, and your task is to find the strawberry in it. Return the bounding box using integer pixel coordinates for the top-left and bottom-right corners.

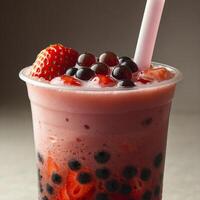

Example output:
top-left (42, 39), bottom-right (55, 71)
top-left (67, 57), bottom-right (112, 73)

top-left (31, 44), bottom-right (79, 81)
top-left (61, 75), bottom-right (82, 86)
top-left (66, 169), bottom-right (96, 200)
top-left (137, 67), bottom-right (173, 83)
top-left (46, 156), bottom-right (60, 178)
top-left (130, 177), bottom-right (145, 200)
top-left (56, 187), bottom-right (70, 200)
top-left (91, 75), bottom-right (116, 87)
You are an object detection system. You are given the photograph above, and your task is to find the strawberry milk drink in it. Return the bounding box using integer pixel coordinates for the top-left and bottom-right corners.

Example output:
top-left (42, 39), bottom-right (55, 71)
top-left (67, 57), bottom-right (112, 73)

top-left (19, 1), bottom-right (182, 200)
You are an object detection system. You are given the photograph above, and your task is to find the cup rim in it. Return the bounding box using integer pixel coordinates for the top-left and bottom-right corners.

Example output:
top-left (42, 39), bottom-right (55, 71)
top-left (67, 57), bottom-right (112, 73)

top-left (19, 62), bottom-right (183, 93)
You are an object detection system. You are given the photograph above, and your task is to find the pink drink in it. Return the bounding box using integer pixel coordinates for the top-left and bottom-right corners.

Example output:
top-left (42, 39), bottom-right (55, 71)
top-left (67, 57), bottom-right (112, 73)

top-left (20, 63), bottom-right (181, 200)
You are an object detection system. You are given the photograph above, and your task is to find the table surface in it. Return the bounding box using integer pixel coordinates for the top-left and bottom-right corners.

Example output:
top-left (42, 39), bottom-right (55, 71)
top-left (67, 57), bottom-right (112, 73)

top-left (0, 108), bottom-right (200, 200)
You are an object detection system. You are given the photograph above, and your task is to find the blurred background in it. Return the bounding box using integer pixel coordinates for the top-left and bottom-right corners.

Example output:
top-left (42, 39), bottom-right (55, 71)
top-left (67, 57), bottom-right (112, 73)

top-left (0, 0), bottom-right (199, 200)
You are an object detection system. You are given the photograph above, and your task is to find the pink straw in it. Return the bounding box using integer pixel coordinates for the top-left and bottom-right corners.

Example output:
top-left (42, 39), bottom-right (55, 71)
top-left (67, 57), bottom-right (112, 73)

top-left (134, 0), bottom-right (165, 70)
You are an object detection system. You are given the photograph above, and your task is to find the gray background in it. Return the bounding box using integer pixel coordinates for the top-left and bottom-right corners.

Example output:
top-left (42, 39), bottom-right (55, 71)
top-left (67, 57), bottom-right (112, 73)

top-left (0, 0), bottom-right (200, 200)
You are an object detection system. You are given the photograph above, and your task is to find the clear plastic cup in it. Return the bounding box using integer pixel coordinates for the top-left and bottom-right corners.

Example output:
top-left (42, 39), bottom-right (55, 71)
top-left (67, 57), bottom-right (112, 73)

top-left (19, 62), bottom-right (182, 200)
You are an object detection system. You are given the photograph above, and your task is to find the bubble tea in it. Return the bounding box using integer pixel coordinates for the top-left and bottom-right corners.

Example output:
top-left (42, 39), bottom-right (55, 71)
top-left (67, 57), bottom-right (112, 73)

top-left (19, 44), bottom-right (182, 200)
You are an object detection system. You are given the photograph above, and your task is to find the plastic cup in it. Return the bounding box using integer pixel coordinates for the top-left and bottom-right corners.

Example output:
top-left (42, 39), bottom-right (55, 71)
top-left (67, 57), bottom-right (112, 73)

top-left (19, 62), bottom-right (182, 200)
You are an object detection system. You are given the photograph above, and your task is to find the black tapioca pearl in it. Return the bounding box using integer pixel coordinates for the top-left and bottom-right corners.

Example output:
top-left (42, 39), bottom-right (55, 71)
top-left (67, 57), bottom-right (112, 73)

top-left (51, 172), bottom-right (62, 184)
top-left (122, 165), bottom-right (137, 180)
top-left (84, 124), bottom-right (90, 130)
top-left (65, 118), bottom-right (69, 122)
top-left (140, 168), bottom-right (151, 181)
top-left (94, 151), bottom-right (110, 164)
top-left (95, 168), bottom-right (110, 180)
top-left (142, 118), bottom-right (153, 126)
top-left (96, 193), bottom-right (109, 200)
top-left (120, 184), bottom-right (132, 195)
top-left (77, 172), bottom-right (92, 184)
top-left (46, 183), bottom-right (54, 195)
top-left (142, 191), bottom-right (152, 200)
top-left (154, 153), bottom-right (163, 168)
top-left (39, 182), bottom-right (43, 193)
top-left (154, 185), bottom-right (161, 196)
top-left (68, 159), bottom-right (81, 171)
top-left (105, 179), bottom-right (119, 192)
top-left (37, 152), bottom-right (44, 164)
top-left (38, 169), bottom-right (42, 180)
top-left (42, 196), bottom-right (48, 200)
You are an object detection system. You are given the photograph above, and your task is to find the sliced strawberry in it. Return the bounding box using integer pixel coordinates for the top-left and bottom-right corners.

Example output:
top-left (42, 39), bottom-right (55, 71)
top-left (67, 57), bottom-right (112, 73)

top-left (46, 156), bottom-right (60, 178)
top-left (56, 186), bottom-right (70, 200)
top-left (130, 177), bottom-right (145, 200)
top-left (137, 67), bottom-right (173, 83)
top-left (31, 44), bottom-right (79, 81)
top-left (66, 169), bottom-right (96, 200)
top-left (61, 75), bottom-right (82, 86)
top-left (137, 77), bottom-right (152, 84)
top-left (91, 75), bottom-right (117, 87)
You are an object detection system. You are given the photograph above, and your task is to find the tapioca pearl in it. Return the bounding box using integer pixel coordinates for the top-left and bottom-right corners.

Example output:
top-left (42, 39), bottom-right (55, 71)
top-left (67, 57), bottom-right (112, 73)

top-left (46, 183), bottom-right (54, 195)
top-left (94, 151), bottom-right (111, 164)
top-left (140, 168), bottom-right (151, 181)
top-left (120, 60), bottom-right (138, 73)
top-left (84, 124), bottom-right (90, 130)
top-left (37, 152), bottom-right (44, 164)
top-left (117, 80), bottom-right (135, 88)
top-left (119, 183), bottom-right (132, 195)
top-left (65, 67), bottom-right (78, 76)
top-left (77, 53), bottom-right (96, 67)
top-left (51, 172), bottom-right (62, 184)
top-left (141, 117), bottom-right (153, 127)
top-left (75, 67), bottom-right (95, 80)
top-left (105, 179), bottom-right (119, 192)
top-left (154, 185), bottom-right (161, 196)
top-left (154, 153), bottom-right (163, 168)
top-left (112, 65), bottom-right (132, 80)
top-left (65, 118), bottom-right (69, 122)
top-left (38, 169), bottom-right (42, 180)
top-left (77, 172), bottom-right (92, 184)
top-left (142, 191), bottom-right (152, 200)
top-left (96, 193), bottom-right (109, 200)
top-left (95, 168), bottom-right (111, 180)
top-left (39, 182), bottom-right (43, 193)
top-left (122, 166), bottom-right (138, 180)
top-left (119, 56), bottom-right (132, 64)
top-left (99, 52), bottom-right (119, 67)
top-left (42, 196), bottom-right (48, 200)
top-left (68, 159), bottom-right (82, 171)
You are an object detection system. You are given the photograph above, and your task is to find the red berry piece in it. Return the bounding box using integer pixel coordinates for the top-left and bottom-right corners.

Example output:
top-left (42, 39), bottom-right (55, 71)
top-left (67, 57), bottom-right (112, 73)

top-left (31, 44), bottom-right (79, 81)
top-left (112, 66), bottom-right (132, 80)
top-left (99, 52), bottom-right (119, 66)
top-left (91, 75), bottom-right (116, 87)
top-left (76, 67), bottom-right (95, 81)
top-left (61, 75), bottom-right (81, 86)
top-left (77, 53), bottom-right (96, 67)
top-left (91, 63), bottom-right (110, 75)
